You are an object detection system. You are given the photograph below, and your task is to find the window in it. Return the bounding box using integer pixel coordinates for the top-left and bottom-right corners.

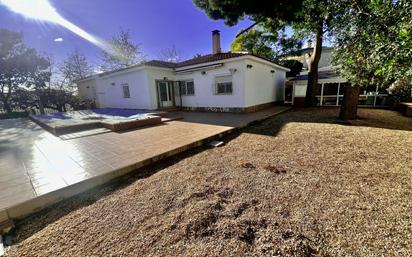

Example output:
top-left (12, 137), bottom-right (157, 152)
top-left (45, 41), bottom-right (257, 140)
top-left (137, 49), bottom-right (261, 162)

top-left (122, 84), bottom-right (130, 98)
top-left (179, 80), bottom-right (195, 96)
top-left (215, 75), bottom-right (233, 95)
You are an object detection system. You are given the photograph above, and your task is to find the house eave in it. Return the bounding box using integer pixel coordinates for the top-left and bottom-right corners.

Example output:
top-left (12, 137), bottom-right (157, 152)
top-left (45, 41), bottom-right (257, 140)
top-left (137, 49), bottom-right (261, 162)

top-left (175, 63), bottom-right (224, 73)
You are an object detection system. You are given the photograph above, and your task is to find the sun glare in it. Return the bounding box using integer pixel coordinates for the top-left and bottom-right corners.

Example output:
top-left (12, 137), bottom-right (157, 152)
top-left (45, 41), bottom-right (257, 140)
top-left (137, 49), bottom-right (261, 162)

top-left (0, 0), bottom-right (60, 22)
top-left (0, 0), bottom-right (113, 54)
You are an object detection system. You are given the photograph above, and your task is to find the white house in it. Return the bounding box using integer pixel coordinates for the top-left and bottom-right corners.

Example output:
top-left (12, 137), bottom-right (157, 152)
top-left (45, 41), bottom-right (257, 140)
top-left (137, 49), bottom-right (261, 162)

top-left (76, 30), bottom-right (290, 112)
top-left (287, 47), bottom-right (390, 107)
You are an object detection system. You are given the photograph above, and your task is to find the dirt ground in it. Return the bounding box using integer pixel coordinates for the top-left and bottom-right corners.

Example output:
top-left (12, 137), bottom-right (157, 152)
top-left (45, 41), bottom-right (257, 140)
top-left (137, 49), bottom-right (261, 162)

top-left (4, 108), bottom-right (412, 257)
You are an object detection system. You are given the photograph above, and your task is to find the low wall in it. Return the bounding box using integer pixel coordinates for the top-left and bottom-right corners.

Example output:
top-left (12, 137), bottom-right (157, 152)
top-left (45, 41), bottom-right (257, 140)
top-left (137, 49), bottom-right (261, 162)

top-left (181, 101), bottom-right (283, 113)
top-left (399, 102), bottom-right (412, 117)
top-left (101, 116), bottom-right (162, 131)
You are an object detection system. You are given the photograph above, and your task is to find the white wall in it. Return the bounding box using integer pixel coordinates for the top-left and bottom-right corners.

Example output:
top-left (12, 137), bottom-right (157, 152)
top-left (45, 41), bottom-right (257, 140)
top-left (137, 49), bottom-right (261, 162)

top-left (292, 77), bottom-right (349, 104)
top-left (303, 48), bottom-right (333, 69)
top-left (293, 82), bottom-right (307, 98)
top-left (145, 68), bottom-right (176, 108)
top-left (77, 56), bottom-right (288, 111)
top-left (95, 69), bottom-right (153, 109)
top-left (77, 79), bottom-right (97, 101)
top-left (244, 59), bottom-right (286, 107)
top-left (175, 60), bottom-right (246, 109)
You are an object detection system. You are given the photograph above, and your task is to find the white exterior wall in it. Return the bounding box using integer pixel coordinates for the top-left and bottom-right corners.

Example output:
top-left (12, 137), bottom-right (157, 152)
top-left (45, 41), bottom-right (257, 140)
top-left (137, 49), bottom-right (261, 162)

top-left (145, 68), bottom-right (176, 108)
top-left (76, 56), bottom-right (289, 111)
top-left (244, 59), bottom-right (286, 107)
top-left (175, 60), bottom-right (246, 109)
top-left (303, 48), bottom-right (333, 69)
top-left (95, 69), bottom-right (153, 109)
top-left (77, 79), bottom-right (97, 104)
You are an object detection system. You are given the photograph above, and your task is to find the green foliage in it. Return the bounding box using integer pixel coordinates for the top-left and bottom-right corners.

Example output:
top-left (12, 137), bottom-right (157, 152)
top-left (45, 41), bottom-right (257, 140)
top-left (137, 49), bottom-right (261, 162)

top-left (192, 0), bottom-right (303, 26)
top-left (193, 0), bottom-right (341, 42)
top-left (230, 28), bottom-right (303, 76)
top-left (0, 28), bottom-right (88, 114)
top-left (230, 29), bottom-right (275, 60)
top-left (279, 59), bottom-right (304, 78)
top-left (0, 111), bottom-right (29, 120)
top-left (231, 28), bottom-right (303, 59)
top-left (0, 28), bottom-right (51, 112)
top-left (193, 0), bottom-right (346, 106)
top-left (332, 0), bottom-right (412, 89)
top-left (389, 77), bottom-right (412, 102)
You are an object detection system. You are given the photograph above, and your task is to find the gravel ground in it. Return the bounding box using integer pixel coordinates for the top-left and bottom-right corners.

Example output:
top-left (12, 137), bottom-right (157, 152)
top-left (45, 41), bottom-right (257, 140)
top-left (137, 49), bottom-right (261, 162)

top-left (5, 108), bottom-right (412, 257)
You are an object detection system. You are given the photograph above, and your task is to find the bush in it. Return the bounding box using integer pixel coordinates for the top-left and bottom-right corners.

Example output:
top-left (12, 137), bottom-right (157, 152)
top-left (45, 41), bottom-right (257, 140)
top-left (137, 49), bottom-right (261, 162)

top-left (0, 111), bottom-right (29, 119)
top-left (388, 77), bottom-right (412, 103)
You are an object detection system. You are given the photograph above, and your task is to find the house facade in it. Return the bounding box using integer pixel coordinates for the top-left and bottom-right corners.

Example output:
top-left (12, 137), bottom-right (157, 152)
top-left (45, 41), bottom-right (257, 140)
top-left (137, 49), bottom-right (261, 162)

top-left (77, 31), bottom-right (290, 112)
top-left (287, 47), bottom-right (390, 107)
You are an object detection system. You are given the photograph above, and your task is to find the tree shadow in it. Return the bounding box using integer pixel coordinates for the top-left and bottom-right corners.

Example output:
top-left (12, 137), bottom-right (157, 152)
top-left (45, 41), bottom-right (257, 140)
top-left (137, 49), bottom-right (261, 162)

top-left (243, 107), bottom-right (412, 138)
top-left (4, 107), bottom-right (411, 245)
top-left (168, 107), bottom-right (412, 136)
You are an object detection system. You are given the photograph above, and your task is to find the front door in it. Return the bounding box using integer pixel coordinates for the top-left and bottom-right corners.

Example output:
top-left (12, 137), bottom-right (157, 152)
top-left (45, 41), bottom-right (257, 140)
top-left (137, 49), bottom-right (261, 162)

top-left (157, 81), bottom-right (174, 108)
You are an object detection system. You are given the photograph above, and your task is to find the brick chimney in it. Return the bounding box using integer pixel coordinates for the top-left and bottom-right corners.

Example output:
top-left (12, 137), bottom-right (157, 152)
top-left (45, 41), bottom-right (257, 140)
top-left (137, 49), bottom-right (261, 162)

top-left (212, 30), bottom-right (221, 54)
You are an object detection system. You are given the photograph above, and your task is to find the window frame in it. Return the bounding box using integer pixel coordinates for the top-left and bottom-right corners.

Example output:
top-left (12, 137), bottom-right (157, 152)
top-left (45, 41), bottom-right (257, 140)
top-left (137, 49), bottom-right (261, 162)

top-left (215, 75), bottom-right (233, 95)
top-left (179, 80), bottom-right (195, 96)
top-left (122, 83), bottom-right (130, 98)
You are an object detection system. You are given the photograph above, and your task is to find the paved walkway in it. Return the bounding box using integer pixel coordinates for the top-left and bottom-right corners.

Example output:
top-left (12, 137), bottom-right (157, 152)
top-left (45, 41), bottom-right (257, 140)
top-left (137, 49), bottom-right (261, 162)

top-left (0, 106), bottom-right (290, 225)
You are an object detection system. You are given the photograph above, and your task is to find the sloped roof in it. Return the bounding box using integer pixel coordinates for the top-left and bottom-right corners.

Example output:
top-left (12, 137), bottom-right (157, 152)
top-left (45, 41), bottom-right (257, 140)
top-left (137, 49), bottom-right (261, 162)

top-left (144, 52), bottom-right (249, 69)
top-left (291, 72), bottom-right (340, 81)
top-left (76, 52), bottom-right (287, 83)
top-left (175, 52), bottom-right (248, 67)
top-left (144, 60), bottom-right (177, 68)
top-left (146, 52), bottom-right (287, 69)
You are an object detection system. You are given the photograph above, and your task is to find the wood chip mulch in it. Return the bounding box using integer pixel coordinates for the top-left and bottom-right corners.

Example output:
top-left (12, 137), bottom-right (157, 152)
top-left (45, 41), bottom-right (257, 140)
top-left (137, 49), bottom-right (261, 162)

top-left (5, 108), bottom-right (412, 257)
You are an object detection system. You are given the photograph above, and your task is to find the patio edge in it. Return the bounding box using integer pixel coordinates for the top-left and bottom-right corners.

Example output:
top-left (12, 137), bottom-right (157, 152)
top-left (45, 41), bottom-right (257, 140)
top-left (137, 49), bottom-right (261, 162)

top-left (4, 107), bottom-right (292, 225)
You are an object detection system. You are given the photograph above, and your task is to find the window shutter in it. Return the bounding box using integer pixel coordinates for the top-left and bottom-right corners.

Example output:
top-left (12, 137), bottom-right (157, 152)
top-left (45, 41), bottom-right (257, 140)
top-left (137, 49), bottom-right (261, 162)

top-left (215, 75), bottom-right (232, 84)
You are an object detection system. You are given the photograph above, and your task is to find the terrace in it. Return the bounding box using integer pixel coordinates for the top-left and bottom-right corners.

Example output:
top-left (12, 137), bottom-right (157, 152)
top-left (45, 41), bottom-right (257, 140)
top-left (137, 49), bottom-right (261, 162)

top-left (3, 107), bottom-right (411, 256)
top-left (0, 106), bottom-right (290, 231)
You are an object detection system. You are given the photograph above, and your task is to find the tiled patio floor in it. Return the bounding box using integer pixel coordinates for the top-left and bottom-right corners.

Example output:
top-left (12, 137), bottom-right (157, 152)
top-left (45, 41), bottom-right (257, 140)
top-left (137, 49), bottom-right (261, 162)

top-left (0, 106), bottom-right (290, 224)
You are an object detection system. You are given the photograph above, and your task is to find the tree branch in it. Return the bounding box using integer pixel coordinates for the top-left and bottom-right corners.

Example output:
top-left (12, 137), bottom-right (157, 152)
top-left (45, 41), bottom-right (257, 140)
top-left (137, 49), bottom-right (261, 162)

top-left (235, 21), bottom-right (260, 38)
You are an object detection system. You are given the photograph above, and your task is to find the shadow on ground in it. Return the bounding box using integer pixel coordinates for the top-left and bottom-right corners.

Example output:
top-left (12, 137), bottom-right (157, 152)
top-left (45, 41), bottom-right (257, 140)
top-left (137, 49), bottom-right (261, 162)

top-left (169, 107), bottom-right (412, 136)
top-left (238, 107), bottom-right (412, 137)
top-left (5, 107), bottom-right (412, 246)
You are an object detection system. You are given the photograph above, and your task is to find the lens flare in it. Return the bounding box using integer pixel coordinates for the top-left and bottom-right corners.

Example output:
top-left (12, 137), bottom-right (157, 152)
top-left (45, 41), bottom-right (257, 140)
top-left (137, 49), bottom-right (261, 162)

top-left (0, 0), bottom-right (113, 54)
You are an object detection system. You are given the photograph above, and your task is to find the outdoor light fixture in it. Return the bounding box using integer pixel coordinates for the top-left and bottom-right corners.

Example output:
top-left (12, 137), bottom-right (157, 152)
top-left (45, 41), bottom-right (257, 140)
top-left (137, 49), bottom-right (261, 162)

top-left (246, 64), bottom-right (253, 69)
top-left (270, 70), bottom-right (275, 73)
top-left (229, 68), bottom-right (237, 74)
top-left (201, 71), bottom-right (206, 75)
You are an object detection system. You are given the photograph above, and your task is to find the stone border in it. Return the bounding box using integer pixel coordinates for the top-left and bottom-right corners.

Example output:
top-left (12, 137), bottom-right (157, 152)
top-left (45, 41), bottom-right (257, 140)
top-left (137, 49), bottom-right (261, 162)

top-left (29, 114), bottom-right (167, 136)
top-left (101, 116), bottom-right (162, 131)
top-left (181, 101), bottom-right (284, 113)
top-left (399, 102), bottom-right (412, 117)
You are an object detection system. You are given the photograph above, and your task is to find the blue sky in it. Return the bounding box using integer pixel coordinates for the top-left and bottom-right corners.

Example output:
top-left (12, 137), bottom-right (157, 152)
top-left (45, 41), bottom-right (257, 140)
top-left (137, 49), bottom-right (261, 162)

top-left (0, 0), bottom-right (253, 67)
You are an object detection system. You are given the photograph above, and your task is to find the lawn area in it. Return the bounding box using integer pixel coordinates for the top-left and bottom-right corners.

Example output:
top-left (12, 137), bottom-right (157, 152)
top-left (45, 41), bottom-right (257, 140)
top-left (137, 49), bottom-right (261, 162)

top-left (5, 108), bottom-right (412, 256)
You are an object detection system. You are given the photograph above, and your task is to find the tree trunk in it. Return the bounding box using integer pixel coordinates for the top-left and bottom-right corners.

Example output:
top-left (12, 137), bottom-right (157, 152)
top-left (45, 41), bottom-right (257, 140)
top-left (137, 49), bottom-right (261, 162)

top-left (339, 85), bottom-right (360, 120)
top-left (38, 94), bottom-right (45, 115)
top-left (3, 101), bottom-right (12, 113)
top-left (305, 25), bottom-right (324, 107)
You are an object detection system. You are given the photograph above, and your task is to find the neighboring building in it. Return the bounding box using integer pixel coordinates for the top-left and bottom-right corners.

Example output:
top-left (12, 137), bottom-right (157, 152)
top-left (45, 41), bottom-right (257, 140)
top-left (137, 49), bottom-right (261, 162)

top-left (76, 30), bottom-right (290, 112)
top-left (287, 47), bottom-right (390, 107)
